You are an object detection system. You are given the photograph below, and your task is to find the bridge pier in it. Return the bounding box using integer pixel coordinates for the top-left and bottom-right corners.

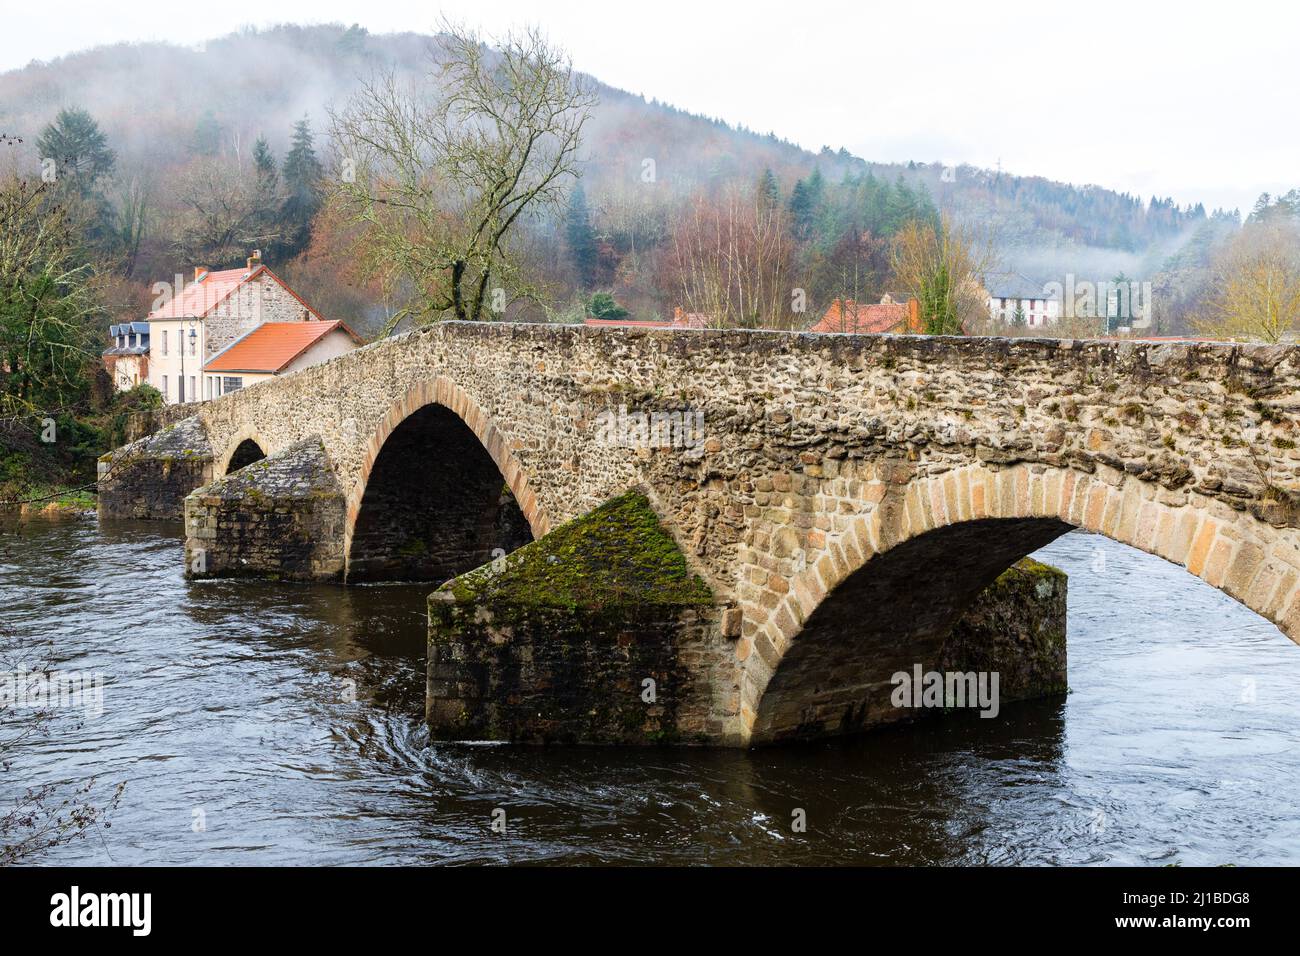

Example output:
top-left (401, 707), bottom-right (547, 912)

top-left (97, 417), bottom-right (214, 521)
top-left (426, 491), bottom-right (744, 745)
top-left (184, 437), bottom-right (346, 581)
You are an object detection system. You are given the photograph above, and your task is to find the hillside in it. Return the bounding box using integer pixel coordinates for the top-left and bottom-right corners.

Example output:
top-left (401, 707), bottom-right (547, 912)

top-left (0, 23), bottom-right (1233, 330)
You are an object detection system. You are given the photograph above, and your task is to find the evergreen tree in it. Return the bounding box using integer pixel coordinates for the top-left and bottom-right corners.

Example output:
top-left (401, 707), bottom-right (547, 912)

top-left (587, 291), bottom-right (628, 321)
top-left (789, 171), bottom-right (823, 240)
top-left (565, 184), bottom-right (599, 289)
top-left (280, 117), bottom-right (323, 255)
top-left (36, 107), bottom-right (115, 187)
top-left (757, 168), bottom-right (780, 210)
top-left (253, 136), bottom-right (278, 194)
top-left (251, 135), bottom-right (282, 249)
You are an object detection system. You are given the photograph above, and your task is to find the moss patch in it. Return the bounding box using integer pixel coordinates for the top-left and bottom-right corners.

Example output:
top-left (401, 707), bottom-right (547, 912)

top-left (441, 490), bottom-right (713, 610)
top-left (987, 556), bottom-right (1066, 591)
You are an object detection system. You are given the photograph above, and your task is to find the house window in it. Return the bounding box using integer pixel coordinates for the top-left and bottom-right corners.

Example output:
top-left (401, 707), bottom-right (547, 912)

top-left (222, 376), bottom-right (243, 393)
top-left (161, 331), bottom-right (168, 356)
top-left (162, 375), bottom-right (168, 400)
top-left (190, 376), bottom-right (196, 402)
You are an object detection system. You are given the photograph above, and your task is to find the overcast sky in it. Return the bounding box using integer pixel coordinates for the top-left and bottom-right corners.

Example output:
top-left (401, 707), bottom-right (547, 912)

top-left (4, 0), bottom-right (1295, 213)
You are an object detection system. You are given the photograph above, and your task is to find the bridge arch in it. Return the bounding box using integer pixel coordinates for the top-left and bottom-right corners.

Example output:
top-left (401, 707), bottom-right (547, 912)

top-left (343, 376), bottom-right (551, 583)
top-left (219, 427), bottom-right (270, 475)
top-left (739, 462), bottom-right (1300, 745)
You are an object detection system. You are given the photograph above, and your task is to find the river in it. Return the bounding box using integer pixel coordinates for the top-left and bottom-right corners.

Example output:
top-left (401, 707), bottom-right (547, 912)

top-left (2, 517), bottom-right (1298, 865)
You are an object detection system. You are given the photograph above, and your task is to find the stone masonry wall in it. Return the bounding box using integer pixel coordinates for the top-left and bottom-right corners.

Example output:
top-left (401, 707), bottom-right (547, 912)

top-left (183, 437), bottom-right (345, 581)
top-left (347, 403), bottom-right (532, 582)
top-left (940, 557), bottom-right (1068, 704)
top-left (427, 597), bottom-right (727, 745)
top-left (426, 491), bottom-right (737, 745)
top-left (105, 323), bottom-right (1300, 743)
top-left (203, 271), bottom-right (318, 357)
top-left (98, 416), bottom-right (214, 520)
top-left (191, 326), bottom-right (1300, 588)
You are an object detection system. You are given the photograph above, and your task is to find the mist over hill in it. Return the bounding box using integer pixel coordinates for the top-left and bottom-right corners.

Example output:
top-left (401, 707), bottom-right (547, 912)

top-left (0, 22), bottom-right (1237, 328)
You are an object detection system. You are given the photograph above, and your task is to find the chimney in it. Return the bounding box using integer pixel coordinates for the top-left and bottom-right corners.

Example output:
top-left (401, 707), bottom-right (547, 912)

top-left (247, 249), bottom-right (262, 271)
top-left (193, 266), bottom-right (209, 282)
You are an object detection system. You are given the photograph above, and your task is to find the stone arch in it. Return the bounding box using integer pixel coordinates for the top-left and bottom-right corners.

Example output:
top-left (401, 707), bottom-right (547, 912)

top-left (738, 461), bottom-right (1300, 745)
top-left (218, 426), bottom-right (271, 476)
top-left (343, 376), bottom-right (551, 582)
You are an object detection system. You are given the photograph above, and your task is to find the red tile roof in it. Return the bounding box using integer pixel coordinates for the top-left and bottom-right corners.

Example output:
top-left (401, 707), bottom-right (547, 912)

top-left (810, 298), bottom-right (912, 335)
top-left (148, 265), bottom-right (320, 321)
top-left (582, 317), bottom-right (675, 328)
top-left (582, 308), bottom-right (714, 330)
top-left (203, 321), bottom-right (360, 373)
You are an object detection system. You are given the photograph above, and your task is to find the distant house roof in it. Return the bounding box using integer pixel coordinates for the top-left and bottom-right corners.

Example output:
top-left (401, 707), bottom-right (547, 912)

top-left (203, 321), bottom-right (361, 374)
top-left (670, 308), bottom-right (711, 329)
top-left (809, 297), bottom-right (914, 334)
top-left (984, 272), bottom-right (1056, 301)
top-left (582, 307), bottom-right (714, 330)
top-left (583, 317), bottom-right (675, 328)
top-left (104, 322), bottom-right (151, 356)
top-left (148, 264), bottom-right (320, 321)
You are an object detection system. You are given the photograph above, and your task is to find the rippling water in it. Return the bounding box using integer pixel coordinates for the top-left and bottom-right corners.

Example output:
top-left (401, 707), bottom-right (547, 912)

top-left (2, 517), bottom-right (1299, 865)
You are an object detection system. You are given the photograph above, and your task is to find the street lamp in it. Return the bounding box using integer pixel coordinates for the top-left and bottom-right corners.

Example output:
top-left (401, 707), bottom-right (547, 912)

top-left (180, 319), bottom-right (197, 403)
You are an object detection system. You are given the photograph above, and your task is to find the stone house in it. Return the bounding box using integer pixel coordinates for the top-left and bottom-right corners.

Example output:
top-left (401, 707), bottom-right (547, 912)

top-left (107, 250), bottom-right (352, 404)
top-left (984, 272), bottom-right (1061, 328)
top-left (103, 321), bottom-right (151, 390)
top-left (808, 295), bottom-right (922, 334)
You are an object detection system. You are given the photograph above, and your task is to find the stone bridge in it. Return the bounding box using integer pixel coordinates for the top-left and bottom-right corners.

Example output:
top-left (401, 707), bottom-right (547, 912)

top-left (99, 323), bottom-right (1300, 746)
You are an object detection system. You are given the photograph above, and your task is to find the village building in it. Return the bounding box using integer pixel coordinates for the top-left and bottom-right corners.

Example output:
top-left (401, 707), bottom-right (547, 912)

top-left (103, 321), bottom-right (151, 390)
top-left (104, 251), bottom-right (360, 404)
top-left (202, 321), bottom-right (363, 396)
top-left (984, 272), bottom-right (1061, 327)
top-left (581, 306), bottom-right (713, 330)
top-left (808, 295), bottom-right (922, 334)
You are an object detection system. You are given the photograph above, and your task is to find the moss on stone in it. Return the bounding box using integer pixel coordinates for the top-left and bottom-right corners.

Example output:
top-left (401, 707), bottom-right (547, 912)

top-left (989, 556), bottom-right (1066, 590)
top-left (441, 490), bottom-right (713, 610)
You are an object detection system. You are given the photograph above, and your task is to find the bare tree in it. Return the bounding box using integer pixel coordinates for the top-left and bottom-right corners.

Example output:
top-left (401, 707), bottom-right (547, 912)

top-left (330, 24), bottom-right (596, 333)
top-left (890, 213), bottom-right (996, 335)
top-left (1195, 219), bottom-right (1300, 343)
top-left (667, 185), bottom-right (794, 329)
top-left (171, 156), bottom-right (260, 265)
top-left (1, 647), bottom-right (124, 865)
top-left (0, 171), bottom-right (102, 417)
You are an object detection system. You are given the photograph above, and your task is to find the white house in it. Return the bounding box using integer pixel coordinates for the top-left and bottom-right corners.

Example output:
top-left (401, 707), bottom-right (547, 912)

top-left (984, 273), bottom-right (1061, 328)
